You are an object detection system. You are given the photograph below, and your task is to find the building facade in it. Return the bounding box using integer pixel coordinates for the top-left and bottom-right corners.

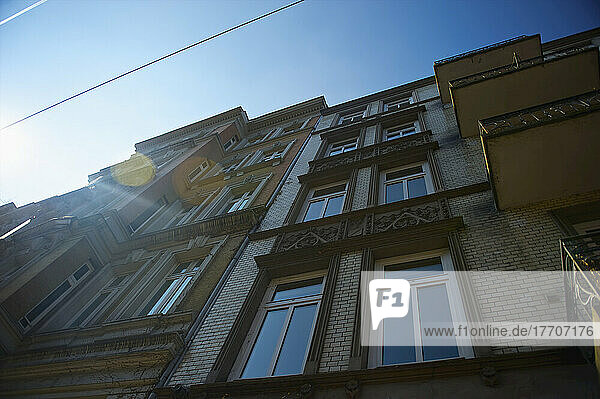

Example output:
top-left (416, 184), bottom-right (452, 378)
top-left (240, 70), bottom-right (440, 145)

top-left (0, 98), bottom-right (325, 397)
top-left (1, 27), bottom-right (600, 398)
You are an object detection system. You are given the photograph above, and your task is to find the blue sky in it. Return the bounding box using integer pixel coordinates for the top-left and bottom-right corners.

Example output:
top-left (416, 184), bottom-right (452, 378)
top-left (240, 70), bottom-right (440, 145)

top-left (1, 0), bottom-right (598, 207)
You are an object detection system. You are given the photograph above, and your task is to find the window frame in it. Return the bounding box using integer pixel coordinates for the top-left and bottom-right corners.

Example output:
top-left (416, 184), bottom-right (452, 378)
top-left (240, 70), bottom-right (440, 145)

top-left (379, 162), bottom-right (434, 204)
top-left (368, 250), bottom-right (473, 367)
top-left (298, 181), bottom-right (348, 222)
top-left (384, 96), bottom-right (414, 112)
top-left (383, 121), bottom-right (421, 142)
top-left (327, 138), bottom-right (358, 157)
top-left (338, 109), bottom-right (366, 125)
top-left (230, 270), bottom-right (326, 380)
top-left (223, 135), bottom-right (239, 151)
top-left (188, 160), bottom-right (210, 182)
top-left (137, 260), bottom-right (203, 316)
top-left (19, 262), bottom-right (93, 331)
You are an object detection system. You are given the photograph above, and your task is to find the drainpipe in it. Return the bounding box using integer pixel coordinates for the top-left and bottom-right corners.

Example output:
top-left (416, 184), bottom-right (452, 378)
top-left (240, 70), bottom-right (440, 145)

top-left (151, 118), bottom-right (320, 397)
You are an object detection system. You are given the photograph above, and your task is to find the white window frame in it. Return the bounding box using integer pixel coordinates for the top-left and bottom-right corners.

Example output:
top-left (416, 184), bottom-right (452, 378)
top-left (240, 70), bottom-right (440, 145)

top-left (299, 181), bottom-right (347, 222)
top-left (188, 160), bottom-right (210, 182)
top-left (384, 96), bottom-right (414, 112)
top-left (128, 196), bottom-right (168, 233)
top-left (223, 135), bottom-right (239, 150)
top-left (19, 262), bottom-right (93, 331)
top-left (221, 191), bottom-right (253, 214)
top-left (327, 138), bottom-right (358, 156)
top-left (230, 270), bottom-right (326, 380)
top-left (368, 250), bottom-right (473, 367)
top-left (139, 260), bottom-right (203, 316)
top-left (383, 121), bottom-right (421, 141)
top-left (338, 109), bottom-right (365, 125)
top-left (379, 162), bottom-right (434, 204)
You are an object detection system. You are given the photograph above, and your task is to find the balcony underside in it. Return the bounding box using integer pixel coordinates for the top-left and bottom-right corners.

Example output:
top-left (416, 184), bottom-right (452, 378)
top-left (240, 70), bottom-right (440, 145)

top-left (434, 35), bottom-right (541, 104)
top-left (481, 92), bottom-right (600, 210)
top-left (451, 47), bottom-right (600, 138)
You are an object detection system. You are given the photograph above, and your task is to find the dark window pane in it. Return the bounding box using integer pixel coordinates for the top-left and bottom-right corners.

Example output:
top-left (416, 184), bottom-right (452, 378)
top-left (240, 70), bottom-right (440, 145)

top-left (26, 280), bottom-right (72, 322)
top-left (73, 264), bottom-right (89, 280)
top-left (386, 261), bottom-right (443, 280)
top-left (273, 279), bottom-right (322, 301)
top-left (303, 200), bottom-right (324, 222)
top-left (324, 195), bottom-right (344, 217)
top-left (312, 184), bottom-right (346, 198)
top-left (242, 309), bottom-right (288, 378)
top-left (70, 291), bottom-right (111, 327)
top-left (172, 262), bottom-right (191, 274)
top-left (407, 177), bottom-right (427, 198)
top-left (385, 182), bottom-right (404, 203)
top-left (386, 166), bottom-right (423, 181)
top-left (108, 274), bottom-right (128, 288)
top-left (274, 304), bottom-right (318, 375)
top-left (129, 198), bottom-right (166, 232)
top-left (418, 285), bottom-right (459, 361)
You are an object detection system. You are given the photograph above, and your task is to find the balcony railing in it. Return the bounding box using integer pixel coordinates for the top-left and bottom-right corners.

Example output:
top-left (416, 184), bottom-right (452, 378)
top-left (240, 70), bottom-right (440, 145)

top-left (479, 90), bottom-right (600, 137)
top-left (449, 45), bottom-right (596, 89)
top-left (561, 232), bottom-right (600, 321)
top-left (434, 35), bottom-right (527, 66)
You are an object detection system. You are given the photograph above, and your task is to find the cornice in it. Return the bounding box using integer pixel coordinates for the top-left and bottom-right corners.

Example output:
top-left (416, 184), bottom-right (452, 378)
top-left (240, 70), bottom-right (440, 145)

top-left (542, 27), bottom-right (600, 51)
top-left (135, 107), bottom-right (248, 153)
top-left (320, 76), bottom-right (436, 116)
top-left (154, 348), bottom-right (579, 398)
top-left (479, 89), bottom-right (600, 138)
top-left (434, 35), bottom-right (534, 66)
top-left (300, 130), bottom-right (436, 182)
top-left (247, 96), bottom-right (326, 131)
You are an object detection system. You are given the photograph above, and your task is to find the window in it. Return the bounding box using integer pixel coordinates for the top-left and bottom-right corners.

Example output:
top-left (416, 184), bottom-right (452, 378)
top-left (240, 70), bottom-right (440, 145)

top-left (19, 263), bottom-right (93, 330)
top-left (328, 138), bottom-right (357, 156)
top-left (139, 261), bottom-right (201, 316)
top-left (69, 274), bottom-right (130, 328)
top-left (380, 163), bottom-right (433, 204)
top-left (262, 150), bottom-right (284, 163)
top-left (235, 275), bottom-right (324, 379)
top-left (384, 122), bottom-right (419, 141)
top-left (384, 97), bottom-right (413, 112)
top-left (338, 110), bottom-right (365, 125)
top-left (220, 191), bottom-right (252, 214)
top-left (224, 135), bottom-right (239, 150)
top-left (301, 182), bottom-right (347, 222)
top-left (128, 197), bottom-right (167, 233)
top-left (188, 161), bottom-right (210, 182)
top-left (371, 252), bottom-right (472, 366)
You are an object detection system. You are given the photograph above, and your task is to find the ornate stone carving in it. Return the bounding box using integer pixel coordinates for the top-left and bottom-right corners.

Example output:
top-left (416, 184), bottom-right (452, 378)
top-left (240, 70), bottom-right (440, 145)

top-left (344, 379), bottom-right (360, 399)
top-left (273, 199), bottom-right (449, 253)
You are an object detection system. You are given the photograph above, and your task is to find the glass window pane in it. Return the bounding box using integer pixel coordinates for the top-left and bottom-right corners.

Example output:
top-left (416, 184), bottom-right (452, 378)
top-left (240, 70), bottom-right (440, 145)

top-left (273, 304), bottom-right (318, 375)
top-left (70, 291), bottom-right (111, 327)
top-left (324, 195), bottom-right (344, 217)
top-left (273, 279), bottom-right (322, 301)
top-left (73, 264), bottom-right (90, 280)
top-left (385, 182), bottom-right (404, 204)
top-left (172, 262), bottom-right (191, 274)
top-left (303, 200), bottom-right (324, 222)
top-left (386, 166), bottom-right (423, 181)
top-left (242, 309), bottom-right (288, 379)
top-left (386, 262), bottom-right (444, 280)
top-left (161, 276), bottom-right (192, 314)
top-left (312, 184), bottom-right (346, 198)
top-left (407, 177), bottom-right (427, 198)
top-left (418, 285), bottom-right (459, 361)
top-left (145, 280), bottom-right (178, 316)
top-left (383, 312), bottom-right (416, 365)
top-left (27, 280), bottom-right (72, 322)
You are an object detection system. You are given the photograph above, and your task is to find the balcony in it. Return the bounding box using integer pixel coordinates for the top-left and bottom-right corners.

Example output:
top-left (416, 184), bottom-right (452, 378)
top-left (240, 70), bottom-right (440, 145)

top-left (451, 45), bottom-right (600, 138)
top-left (434, 35), bottom-right (542, 104)
top-left (480, 90), bottom-right (600, 210)
top-left (562, 232), bottom-right (600, 322)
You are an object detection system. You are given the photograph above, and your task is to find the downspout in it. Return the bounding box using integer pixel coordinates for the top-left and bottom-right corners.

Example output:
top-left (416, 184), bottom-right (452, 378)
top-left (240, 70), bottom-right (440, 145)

top-left (151, 118), bottom-right (321, 396)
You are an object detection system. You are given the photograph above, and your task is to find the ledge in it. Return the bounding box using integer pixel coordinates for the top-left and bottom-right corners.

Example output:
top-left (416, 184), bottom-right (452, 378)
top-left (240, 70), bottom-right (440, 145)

top-left (434, 35), bottom-right (529, 66)
top-left (479, 90), bottom-right (600, 138)
top-left (300, 130), bottom-right (436, 180)
top-left (449, 45), bottom-right (597, 89)
top-left (154, 348), bottom-right (583, 398)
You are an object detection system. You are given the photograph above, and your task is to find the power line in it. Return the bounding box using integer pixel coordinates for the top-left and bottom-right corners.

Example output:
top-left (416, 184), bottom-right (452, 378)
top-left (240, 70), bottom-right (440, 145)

top-left (1, 0), bottom-right (304, 131)
top-left (0, 0), bottom-right (48, 26)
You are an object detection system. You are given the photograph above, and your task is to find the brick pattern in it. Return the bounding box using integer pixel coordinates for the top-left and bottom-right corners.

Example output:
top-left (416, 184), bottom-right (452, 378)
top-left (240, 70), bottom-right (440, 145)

top-left (416, 83), bottom-right (439, 101)
top-left (351, 167), bottom-right (372, 210)
top-left (318, 251), bottom-right (362, 372)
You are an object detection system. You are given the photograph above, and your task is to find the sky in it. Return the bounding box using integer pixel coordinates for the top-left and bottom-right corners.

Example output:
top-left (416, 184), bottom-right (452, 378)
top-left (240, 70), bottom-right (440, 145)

top-left (1, 0), bottom-right (599, 207)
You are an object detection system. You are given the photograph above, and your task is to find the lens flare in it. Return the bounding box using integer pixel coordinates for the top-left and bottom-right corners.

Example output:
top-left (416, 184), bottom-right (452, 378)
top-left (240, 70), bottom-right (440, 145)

top-left (111, 153), bottom-right (156, 187)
